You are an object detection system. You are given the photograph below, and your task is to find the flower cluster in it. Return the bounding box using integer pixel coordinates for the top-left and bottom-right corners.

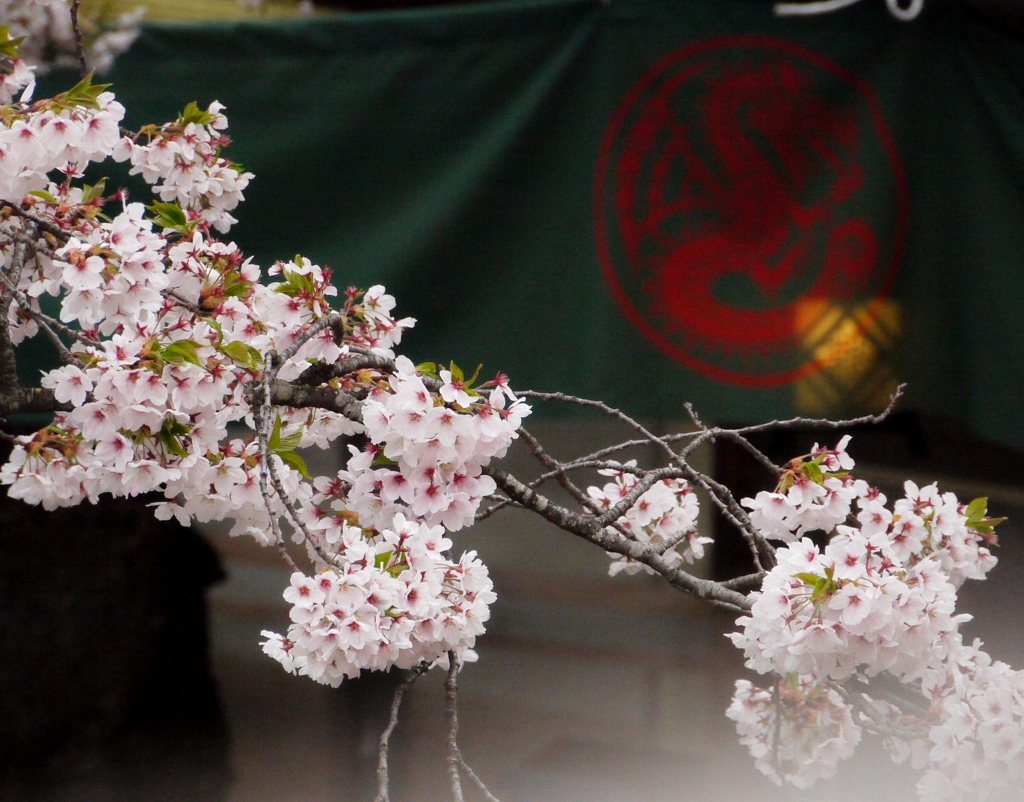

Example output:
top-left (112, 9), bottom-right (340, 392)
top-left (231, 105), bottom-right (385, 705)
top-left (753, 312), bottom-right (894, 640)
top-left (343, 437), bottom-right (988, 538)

top-left (729, 438), bottom-right (1009, 796)
top-left (890, 481), bottom-right (1000, 589)
top-left (0, 80), bottom-right (123, 202)
top-left (729, 533), bottom-right (967, 684)
top-left (727, 676), bottom-right (861, 789)
top-left (115, 102), bottom-right (254, 233)
top-left (732, 444), bottom-right (1001, 684)
top-left (261, 514), bottom-right (496, 685)
top-left (349, 358), bottom-right (530, 533)
top-left (914, 637), bottom-right (1024, 801)
top-left (742, 435), bottom-right (861, 541)
top-left (585, 463), bottom-right (710, 576)
top-left (0, 63), bottom-right (529, 682)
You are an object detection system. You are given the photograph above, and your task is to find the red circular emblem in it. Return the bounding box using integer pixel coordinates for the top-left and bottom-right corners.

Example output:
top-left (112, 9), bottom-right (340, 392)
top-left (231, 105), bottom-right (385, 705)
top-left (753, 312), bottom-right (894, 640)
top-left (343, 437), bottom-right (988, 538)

top-left (595, 36), bottom-right (907, 388)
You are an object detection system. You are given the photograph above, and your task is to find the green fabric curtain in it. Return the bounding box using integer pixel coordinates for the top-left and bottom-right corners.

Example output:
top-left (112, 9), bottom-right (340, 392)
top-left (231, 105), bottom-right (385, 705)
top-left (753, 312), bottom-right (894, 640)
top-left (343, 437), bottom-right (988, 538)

top-left (28, 0), bottom-right (1024, 448)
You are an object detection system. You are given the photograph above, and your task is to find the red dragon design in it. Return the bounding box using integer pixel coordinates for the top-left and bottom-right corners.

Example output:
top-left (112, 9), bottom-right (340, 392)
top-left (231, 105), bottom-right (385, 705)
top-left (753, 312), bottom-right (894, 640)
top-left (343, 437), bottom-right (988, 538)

top-left (596, 38), bottom-right (905, 386)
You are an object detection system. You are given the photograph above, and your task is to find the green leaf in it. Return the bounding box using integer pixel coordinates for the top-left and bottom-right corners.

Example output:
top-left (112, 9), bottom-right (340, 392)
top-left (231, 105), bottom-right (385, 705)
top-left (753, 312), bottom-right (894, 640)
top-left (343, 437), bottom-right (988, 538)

top-left (274, 427), bottom-right (304, 454)
top-left (147, 201), bottom-right (189, 231)
top-left (221, 273), bottom-right (252, 298)
top-left (965, 497), bottom-right (988, 522)
top-left (416, 361), bottom-right (438, 379)
top-left (161, 339), bottom-right (203, 368)
top-left (448, 361), bottom-right (464, 383)
top-left (273, 267), bottom-right (316, 298)
top-left (277, 449), bottom-right (311, 480)
top-left (268, 414), bottom-right (283, 451)
top-left (805, 461), bottom-right (824, 485)
top-left (157, 421), bottom-right (189, 459)
top-left (203, 316), bottom-right (225, 342)
top-left (970, 517), bottom-right (1006, 535)
top-left (220, 340), bottom-right (263, 371)
top-left (793, 572), bottom-right (822, 586)
top-left (0, 26), bottom-right (26, 60)
top-left (810, 576), bottom-right (832, 603)
top-left (372, 452), bottom-right (398, 468)
top-left (27, 190), bottom-right (58, 204)
top-left (82, 179), bottom-right (107, 204)
top-left (268, 414), bottom-right (303, 454)
top-left (374, 550), bottom-right (393, 570)
top-left (465, 363), bottom-right (484, 387)
top-left (179, 101), bottom-right (216, 127)
top-left (57, 72), bottom-right (112, 111)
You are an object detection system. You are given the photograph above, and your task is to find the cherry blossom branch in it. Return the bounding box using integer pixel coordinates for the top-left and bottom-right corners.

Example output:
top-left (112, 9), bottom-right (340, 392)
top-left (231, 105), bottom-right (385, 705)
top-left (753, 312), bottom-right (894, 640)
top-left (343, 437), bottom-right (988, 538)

top-left (374, 663), bottom-right (430, 802)
top-left (473, 457), bottom-right (652, 522)
top-left (651, 524), bottom-right (699, 555)
top-left (483, 465), bottom-right (752, 611)
top-left (267, 379), bottom-right (365, 422)
top-left (251, 401), bottom-right (300, 573)
top-left (161, 289), bottom-right (204, 316)
top-left (19, 300), bottom-right (96, 349)
top-left (685, 470), bottom-right (775, 571)
top-left (295, 350), bottom-right (396, 387)
top-left (0, 385), bottom-right (70, 417)
top-left (516, 426), bottom-right (634, 540)
top-left (0, 239), bottom-right (25, 399)
top-left (595, 466), bottom-right (682, 527)
top-left (515, 390), bottom-right (773, 569)
top-left (536, 385), bottom-right (905, 470)
top-left (0, 233), bottom-right (29, 299)
top-left (0, 224), bottom-right (56, 262)
top-left (850, 672), bottom-right (931, 719)
top-left (717, 385), bottom-right (906, 437)
top-left (680, 408), bottom-right (782, 475)
top-left (0, 311), bottom-right (20, 404)
top-left (257, 364), bottom-right (333, 566)
top-left (445, 653), bottom-right (465, 802)
top-left (720, 571), bottom-right (767, 591)
top-left (1, 202), bottom-right (70, 240)
top-left (273, 315), bottom-right (343, 374)
top-left (0, 272), bottom-right (79, 365)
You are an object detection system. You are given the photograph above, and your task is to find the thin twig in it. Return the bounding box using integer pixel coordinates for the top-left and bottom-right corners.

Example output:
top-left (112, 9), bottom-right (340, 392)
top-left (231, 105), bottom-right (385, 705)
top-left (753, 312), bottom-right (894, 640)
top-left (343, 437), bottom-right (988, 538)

top-left (518, 426), bottom-right (616, 524)
top-left (374, 663), bottom-right (430, 802)
top-left (256, 360), bottom-right (333, 566)
top-left (162, 289), bottom-right (205, 316)
top-left (483, 465), bottom-right (752, 612)
top-left (651, 524), bottom-right (698, 555)
top-left (719, 386), bottom-right (906, 437)
top-left (274, 314), bottom-right (342, 372)
top-left (595, 467), bottom-right (681, 527)
top-left (457, 755), bottom-right (503, 802)
top-left (680, 426), bottom-right (783, 476)
top-left (444, 652), bottom-right (465, 802)
top-left (0, 264), bottom-right (83, 367)
top-left (69, 0), bottom-right (89, 78)
top-left (515, 390), bottom-right (774, 569)
top-left (252, 381), bottom-right (300, 573)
